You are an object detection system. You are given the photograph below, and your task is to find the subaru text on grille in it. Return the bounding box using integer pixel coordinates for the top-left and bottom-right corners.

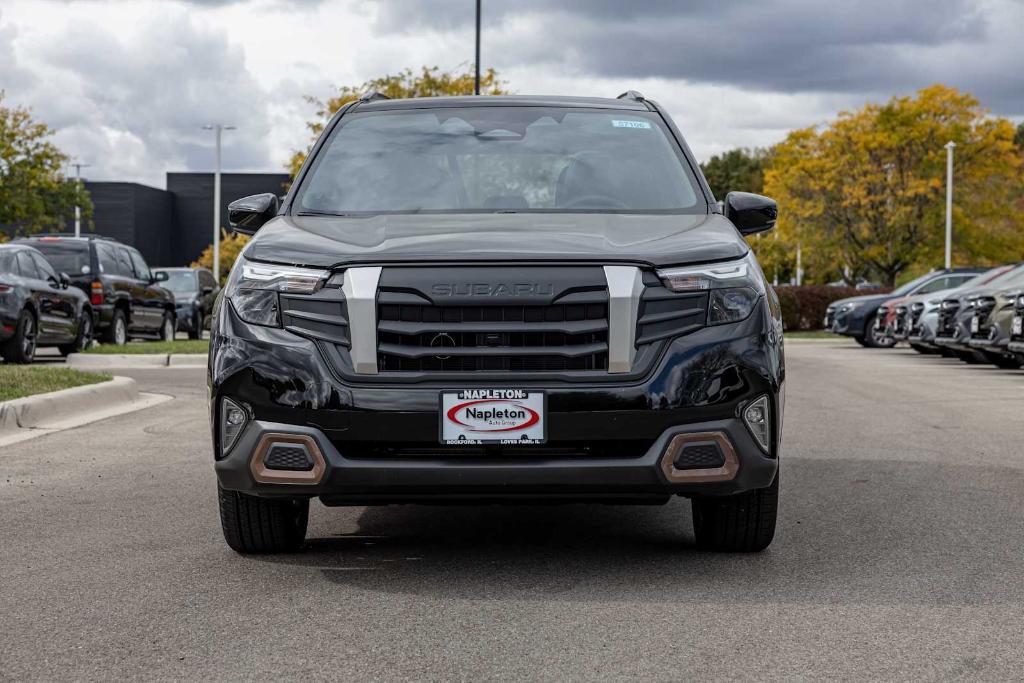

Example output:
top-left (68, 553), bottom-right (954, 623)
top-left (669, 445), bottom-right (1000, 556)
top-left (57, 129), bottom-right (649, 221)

top-left (208, 91), bottom-right (785, 554)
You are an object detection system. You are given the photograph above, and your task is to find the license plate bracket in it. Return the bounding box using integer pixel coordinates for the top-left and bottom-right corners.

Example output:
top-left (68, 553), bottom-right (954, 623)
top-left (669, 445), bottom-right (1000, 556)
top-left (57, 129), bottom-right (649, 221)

top-left (440, 389), bottom-right (546, 445)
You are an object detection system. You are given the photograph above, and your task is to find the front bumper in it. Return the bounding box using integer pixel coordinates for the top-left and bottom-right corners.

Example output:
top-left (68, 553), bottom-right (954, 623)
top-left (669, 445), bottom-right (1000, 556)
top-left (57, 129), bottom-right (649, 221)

top-left (215, 416), bottom-right (778, 503)
top-left (209, 300), bottom-right (784, 503)
top-left (176, 304), bottom-right (198, 331)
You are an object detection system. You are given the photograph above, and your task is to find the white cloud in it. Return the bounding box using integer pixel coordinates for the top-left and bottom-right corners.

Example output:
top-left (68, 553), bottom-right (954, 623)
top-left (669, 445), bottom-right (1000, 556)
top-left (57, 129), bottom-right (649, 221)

top-left (1, 0), bottom-right (1021, 185)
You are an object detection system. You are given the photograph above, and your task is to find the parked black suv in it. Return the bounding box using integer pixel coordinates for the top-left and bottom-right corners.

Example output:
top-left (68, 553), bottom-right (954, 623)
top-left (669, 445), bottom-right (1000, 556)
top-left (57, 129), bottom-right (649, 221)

top-left (1, 244), bottom-right (93, 362)
top-left (210, 93), bottom-right (785, 554)
top-left (153, 267), bottom-right (220, 339)
top-left (17, 235), bottom-right (176, 345)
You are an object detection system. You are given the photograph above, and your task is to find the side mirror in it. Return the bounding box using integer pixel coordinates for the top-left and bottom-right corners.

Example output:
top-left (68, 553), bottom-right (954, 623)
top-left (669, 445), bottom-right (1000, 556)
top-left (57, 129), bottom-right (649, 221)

top-left (153, 271), bottom-right (169, 283)
top-left (202, 286), bottom-right (215, 295)
top-left (59, 272), bottom-right (70, 289)
top-left (228, 193), bottom-right (280, 235)
top-left (724, 192), bottom-right (778, 236)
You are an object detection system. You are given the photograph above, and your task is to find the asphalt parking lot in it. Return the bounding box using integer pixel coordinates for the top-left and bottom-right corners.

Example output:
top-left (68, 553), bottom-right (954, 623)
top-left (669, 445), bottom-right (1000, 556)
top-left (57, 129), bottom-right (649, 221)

top-left (2, 340), bottom-right (1023, 680)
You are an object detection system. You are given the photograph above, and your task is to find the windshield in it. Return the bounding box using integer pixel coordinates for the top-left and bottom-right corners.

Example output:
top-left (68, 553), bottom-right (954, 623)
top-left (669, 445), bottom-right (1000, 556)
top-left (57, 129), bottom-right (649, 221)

top-left (295, 107), bottom-right (703, 215)
top-left (892, 272), bottom-right (941, 296)
top-left (29, 241), bottom-right (91, 275)
top-left (962, 265), bottom-right (1016, 289)
top-left (156, 270), bottom-right (197, 293)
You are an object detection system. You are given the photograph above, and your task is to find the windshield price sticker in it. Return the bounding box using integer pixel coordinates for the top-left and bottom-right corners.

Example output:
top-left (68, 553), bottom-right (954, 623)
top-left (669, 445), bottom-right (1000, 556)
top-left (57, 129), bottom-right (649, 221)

top-left (441, 390), bottom-right (546, 445)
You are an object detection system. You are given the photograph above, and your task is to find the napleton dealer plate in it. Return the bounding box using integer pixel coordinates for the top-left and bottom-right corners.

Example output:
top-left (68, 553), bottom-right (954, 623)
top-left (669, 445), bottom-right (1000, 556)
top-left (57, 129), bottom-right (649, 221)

top-left (440, 389), bottom-right (546, 445)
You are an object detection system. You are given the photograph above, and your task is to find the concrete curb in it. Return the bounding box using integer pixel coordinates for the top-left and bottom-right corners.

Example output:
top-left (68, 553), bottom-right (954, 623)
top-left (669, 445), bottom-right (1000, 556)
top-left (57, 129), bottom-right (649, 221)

top-left (67, 353), bottom-right (207, 368)
top-left (0, 376), bottom-right (138, 435)
top-left (167, 354), bottom-right (207, 368)
top-left (783, 337), bottom-right (848, 344)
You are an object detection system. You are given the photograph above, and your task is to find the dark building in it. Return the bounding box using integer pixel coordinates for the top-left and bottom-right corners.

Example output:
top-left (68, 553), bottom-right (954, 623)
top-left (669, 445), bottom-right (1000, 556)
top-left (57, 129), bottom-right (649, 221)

top-left (51, 172), bottom-right (289, 267)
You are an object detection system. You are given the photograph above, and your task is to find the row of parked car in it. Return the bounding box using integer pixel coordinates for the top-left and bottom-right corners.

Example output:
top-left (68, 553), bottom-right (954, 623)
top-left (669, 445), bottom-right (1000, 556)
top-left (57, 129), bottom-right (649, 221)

top-left (0, 234), bottom-right (220, 363)
top-left (824, 264), bottom-right (1024, 368)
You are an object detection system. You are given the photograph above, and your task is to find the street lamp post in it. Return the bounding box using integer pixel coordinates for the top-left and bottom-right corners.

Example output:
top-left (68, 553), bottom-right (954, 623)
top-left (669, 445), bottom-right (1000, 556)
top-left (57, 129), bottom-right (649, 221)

top-left (944, 141), bottom-right (955, 270)
top-left (71, 162), bottom-right (90, 238)
top-left (203, 124), bottom-right (235, 282)
top-left (474, 0), bottom-right (482, 95)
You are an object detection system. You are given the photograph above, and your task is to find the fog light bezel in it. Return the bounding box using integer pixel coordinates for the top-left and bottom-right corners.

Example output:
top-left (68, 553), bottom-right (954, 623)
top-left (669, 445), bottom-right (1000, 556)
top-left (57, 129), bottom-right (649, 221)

top-left (742, 395), bottom-right (771, 454)
top-left (219, 397), bottom-right (250, 458)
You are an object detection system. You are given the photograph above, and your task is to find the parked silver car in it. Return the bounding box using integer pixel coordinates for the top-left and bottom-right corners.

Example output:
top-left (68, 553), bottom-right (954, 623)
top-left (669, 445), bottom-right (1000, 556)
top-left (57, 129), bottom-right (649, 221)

top-left (904, 265), bottom-right (1018, 353)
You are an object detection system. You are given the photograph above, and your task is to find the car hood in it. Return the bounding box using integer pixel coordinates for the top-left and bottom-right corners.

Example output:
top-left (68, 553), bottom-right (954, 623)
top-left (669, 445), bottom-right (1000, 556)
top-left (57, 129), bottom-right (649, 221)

top-left (827, 293), bottom-right (894, 310)
top-left (244, 212), bottom-right (748, 268)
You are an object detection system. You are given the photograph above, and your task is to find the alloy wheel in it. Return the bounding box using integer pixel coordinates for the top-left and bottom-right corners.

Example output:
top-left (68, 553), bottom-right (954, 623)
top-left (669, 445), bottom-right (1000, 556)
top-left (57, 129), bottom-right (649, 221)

top-left (22, 315), bottom-right (37, 359)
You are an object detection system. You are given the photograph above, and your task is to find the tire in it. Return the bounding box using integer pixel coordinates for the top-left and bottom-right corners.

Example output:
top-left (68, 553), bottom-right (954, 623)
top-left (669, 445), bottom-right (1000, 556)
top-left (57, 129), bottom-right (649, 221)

top-left (103, 309), bottom-right (128, 345)
top-left (955, 350), bottom-right (985, 364)
top-left (862, 314), bottom-right (896, 348)
top-left (853, 336), bottom-right (871, 347)
top-left (909, 343), bottom-right (936, 355)
top-left (218, 485), bottom-right (309, 554)
top-left (983, 351), bottom-right (1022, 370)
top-left (1, 309), bottom-right (38, 364)
top-left (187, 310), bottom-right (202, 340)
top-left (158, 312), bottom-right (175, 342)
top-left (58, 312), bottom-right (94, 356)
top-left (692, 473), bottom-right (778, 552)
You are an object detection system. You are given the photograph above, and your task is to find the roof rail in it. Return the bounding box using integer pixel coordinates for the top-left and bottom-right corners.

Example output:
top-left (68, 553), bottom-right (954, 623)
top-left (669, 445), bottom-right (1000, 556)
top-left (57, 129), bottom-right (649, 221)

top-left (28, 232), bottom-right (117, 241)
top-left (358, 91), bottom-right (391, 103)
top-left (617, 90), bottom-right (646, 102)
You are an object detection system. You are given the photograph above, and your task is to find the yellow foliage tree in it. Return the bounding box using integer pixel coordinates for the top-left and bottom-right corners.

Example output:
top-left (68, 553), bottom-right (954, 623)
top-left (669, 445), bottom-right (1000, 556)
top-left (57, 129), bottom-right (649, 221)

top-left (762, 84), bottom-right (1024, 286)
top-left (192, 230), bottom-right (249, 284)
top-left (287, 66), bottom-right (507, 177)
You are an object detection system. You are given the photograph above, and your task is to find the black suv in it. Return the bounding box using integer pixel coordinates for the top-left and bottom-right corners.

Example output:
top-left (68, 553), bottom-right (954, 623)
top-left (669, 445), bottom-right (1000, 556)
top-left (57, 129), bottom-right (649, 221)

top-left (1, 244), bottom-right (93, 362)
top-left (17, 235), bottom-right (176, 345)
top-left (153, 267), bottom-right (220, 339)
top-left (210, 93), bottom-right (784, 554)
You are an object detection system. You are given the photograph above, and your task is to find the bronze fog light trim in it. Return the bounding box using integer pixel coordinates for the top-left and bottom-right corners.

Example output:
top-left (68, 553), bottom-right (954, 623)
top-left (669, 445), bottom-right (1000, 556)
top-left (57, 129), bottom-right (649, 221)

top-left (250, 433), bottom-right (327, 485)
top-left (659, 431), bottom-right (739, 483)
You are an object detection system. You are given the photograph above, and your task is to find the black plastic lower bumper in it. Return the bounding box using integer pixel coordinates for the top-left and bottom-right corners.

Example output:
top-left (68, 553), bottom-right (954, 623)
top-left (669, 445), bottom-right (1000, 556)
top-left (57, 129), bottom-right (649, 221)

top-left (214, 416), bottom-right (779, 503)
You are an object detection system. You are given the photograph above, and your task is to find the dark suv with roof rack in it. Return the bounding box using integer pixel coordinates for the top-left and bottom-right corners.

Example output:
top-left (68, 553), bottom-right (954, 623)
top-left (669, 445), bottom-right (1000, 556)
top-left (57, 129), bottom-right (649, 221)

top-left (16, 235), bottom-right (176, 345)
top-left (210, 91), bottom-right (785, 554)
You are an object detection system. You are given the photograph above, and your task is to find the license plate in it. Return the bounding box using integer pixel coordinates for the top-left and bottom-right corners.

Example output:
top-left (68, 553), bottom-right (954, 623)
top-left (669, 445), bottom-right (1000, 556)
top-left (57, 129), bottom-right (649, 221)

top-left (440, 389), bottom-right (546, 445)
top-left (971, 316), bottom-right (980, 333)
top-left (1013, 316), bottom-right (1023, 336)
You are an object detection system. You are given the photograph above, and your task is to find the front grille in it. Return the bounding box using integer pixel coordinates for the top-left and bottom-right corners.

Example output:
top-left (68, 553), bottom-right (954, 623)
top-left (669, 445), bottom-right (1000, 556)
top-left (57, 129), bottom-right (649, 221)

top-left (894, 306), bottom-right (909, 335)
top-left (971, 297), bottom-right (996, 339)
top-left (372, 266), bottom-right (708, 376)
top-left (279, 283), bottom-right (349, 346)
top-left (377, 298), bottom-right (610, 373)
top-left (909, 302), bottom-right (926, 335)
top-left (937, 299), bottom-right (961, 337)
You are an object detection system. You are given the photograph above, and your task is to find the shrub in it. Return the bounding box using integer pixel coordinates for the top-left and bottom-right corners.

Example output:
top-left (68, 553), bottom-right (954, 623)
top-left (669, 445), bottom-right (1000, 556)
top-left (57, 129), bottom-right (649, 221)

top-left (774, 285), bottom-right (881, 331)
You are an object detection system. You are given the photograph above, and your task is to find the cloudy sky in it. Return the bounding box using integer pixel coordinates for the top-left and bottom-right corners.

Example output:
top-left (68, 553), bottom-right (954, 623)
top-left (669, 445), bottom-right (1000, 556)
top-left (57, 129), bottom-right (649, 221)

top-left (2, 0), bottom-right (1022, 188)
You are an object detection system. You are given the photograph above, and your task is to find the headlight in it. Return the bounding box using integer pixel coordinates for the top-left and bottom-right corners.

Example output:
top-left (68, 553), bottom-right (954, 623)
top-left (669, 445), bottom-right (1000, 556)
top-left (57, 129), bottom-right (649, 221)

top-left (224, 258), bottom-right (330, 327)
top-left (839, 302), bottom-right (864, 313)
top-left (656, 252), bottom-right (765, 326)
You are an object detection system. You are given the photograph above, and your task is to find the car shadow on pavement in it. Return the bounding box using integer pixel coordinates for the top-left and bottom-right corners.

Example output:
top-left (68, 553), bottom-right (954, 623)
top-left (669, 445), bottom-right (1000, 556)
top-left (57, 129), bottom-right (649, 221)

top-left (254, 456), bottom-right (1024, 608)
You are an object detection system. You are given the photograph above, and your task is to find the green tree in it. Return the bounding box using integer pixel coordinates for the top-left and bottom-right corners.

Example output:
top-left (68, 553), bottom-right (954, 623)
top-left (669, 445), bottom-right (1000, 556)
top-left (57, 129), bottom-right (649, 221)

top-left (700, 147), bottom-right (768, 199)
top-left (763, 85), bottom-right (1024, 286)
top-left (0, 92), bottom-right (91, 235)
top-left (287, 66), bottom-right (508, 177)
top-left (1015, 122), bottom-right (1024, 151)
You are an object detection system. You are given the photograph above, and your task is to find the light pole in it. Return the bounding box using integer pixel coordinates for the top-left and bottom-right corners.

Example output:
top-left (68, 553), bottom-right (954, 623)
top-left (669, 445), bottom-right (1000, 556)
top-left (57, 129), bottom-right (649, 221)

top-left (203, 124), bottom-right (235, 282)
top-left (71, 162), bottom-right (90, 238)
top-left (474, 0), bottom-right (481, 95)
top-left (944, 141), bottom-right (955, 270)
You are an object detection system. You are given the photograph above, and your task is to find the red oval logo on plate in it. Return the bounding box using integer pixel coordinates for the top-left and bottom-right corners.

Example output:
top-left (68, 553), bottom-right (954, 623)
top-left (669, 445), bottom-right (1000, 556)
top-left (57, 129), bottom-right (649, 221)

top-left (446, 399), bottom-right (540, 433)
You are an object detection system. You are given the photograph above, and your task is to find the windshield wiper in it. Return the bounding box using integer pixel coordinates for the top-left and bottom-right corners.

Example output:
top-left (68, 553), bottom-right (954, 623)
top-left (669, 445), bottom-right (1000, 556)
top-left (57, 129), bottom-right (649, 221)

top-left (296, 210), bottom-right (356, 217)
